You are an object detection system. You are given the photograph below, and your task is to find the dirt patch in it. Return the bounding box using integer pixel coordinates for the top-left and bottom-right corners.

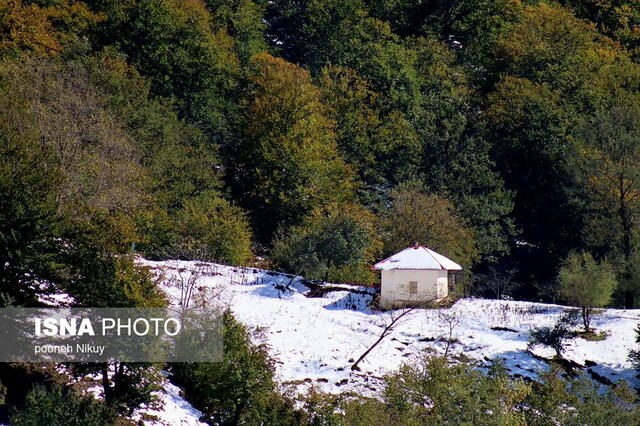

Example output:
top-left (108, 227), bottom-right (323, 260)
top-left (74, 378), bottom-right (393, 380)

top-left (304, 282), bottom-right (376, 298)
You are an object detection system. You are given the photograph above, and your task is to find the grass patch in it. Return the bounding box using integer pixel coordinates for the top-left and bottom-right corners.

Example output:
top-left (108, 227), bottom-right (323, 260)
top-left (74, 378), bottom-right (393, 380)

top-left (452, 353), bottom-right (473, 363)
top-left (578, 330), bottom-right (609, 341)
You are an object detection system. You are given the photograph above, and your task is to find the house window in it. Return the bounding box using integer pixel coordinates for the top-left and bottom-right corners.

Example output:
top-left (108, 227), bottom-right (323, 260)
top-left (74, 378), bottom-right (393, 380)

top-left (408, 281), bottom-right (418, 296)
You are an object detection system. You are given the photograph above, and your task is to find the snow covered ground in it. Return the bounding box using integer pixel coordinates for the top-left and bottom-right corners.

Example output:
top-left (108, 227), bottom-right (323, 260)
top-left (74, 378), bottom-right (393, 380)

top-left (132, 373), bottom-right (207, 426)
top-left (38, 257), bottom-right (639, 424)
top-left (140, 258), bottom-right (640, 397)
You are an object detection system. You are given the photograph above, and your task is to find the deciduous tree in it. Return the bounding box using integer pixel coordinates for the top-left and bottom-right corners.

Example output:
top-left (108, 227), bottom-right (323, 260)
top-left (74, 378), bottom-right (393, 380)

top-left (558, 252), bottom-right (617, 332)
top-left (380, 183), bottom-right (478, 269)
top-left (234, 53), bottom-right (354, 241)
top-left (271, 203), bottom-right (380, 283)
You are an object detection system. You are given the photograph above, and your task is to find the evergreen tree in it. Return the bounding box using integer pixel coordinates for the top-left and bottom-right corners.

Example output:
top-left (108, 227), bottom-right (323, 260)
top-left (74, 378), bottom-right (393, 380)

top-left (171, 311), bottom-right (297, 425)
top-left (11, 385), bottom-right (115, 426)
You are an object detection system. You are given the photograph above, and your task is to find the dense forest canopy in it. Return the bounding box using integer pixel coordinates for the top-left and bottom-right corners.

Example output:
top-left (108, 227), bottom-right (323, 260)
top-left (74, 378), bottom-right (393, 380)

top-left (2, 0), bottom-right (640, 423)
top-left (1, 0), bottom-right (639, 306)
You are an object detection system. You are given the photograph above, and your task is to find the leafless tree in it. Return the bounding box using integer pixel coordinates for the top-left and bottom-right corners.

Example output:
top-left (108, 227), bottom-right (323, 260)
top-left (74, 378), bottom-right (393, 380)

top-left (159, 245), bottom-right (228, 313)
top-left (438, 310), bottom-right (461, 359)
top-left (474, 266), bottom-right (519, 300)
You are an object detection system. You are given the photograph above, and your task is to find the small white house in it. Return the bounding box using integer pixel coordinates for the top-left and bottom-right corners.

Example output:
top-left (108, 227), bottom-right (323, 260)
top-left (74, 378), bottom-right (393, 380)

top-left (373, 244), bottom-right (462, 309)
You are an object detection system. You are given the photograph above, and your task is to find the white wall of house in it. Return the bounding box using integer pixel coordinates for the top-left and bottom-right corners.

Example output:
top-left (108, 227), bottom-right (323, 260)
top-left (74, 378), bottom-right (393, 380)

top-left (380, 269), bottom-right (448, 309)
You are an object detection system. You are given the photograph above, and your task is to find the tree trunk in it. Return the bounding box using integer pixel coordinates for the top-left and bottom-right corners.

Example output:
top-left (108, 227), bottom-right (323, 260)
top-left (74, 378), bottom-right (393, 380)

top-left (101, 364), bottom-right (112, 404)
top-left (619, 188), bottom-right (632, 262)
top-left (581, 306), bottom-right (590, 333)
top-left (618, 178), bottom-right (635, 308)
top-left (324, 260), bottom-right (332, 283)
top-left (231, 401), bottom-right (245, 426)
top-left (351, 330), bottom-right (389, 371)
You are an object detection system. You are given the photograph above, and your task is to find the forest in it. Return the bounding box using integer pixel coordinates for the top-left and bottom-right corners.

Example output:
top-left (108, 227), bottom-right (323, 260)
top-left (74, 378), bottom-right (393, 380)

top-left (1, 0), bottom-right (640, 424)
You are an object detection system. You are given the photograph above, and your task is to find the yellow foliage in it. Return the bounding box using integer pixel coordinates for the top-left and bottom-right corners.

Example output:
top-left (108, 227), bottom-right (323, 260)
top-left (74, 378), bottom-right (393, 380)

top-left (0, 0), bottom-right (61, 55)
top-left (0, 0), bottom-right (102, 57)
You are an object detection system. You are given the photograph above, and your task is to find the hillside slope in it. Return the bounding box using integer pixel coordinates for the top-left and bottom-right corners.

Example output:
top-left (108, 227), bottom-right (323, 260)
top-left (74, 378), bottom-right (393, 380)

top-left (141, 259), bottom-right (640, 397)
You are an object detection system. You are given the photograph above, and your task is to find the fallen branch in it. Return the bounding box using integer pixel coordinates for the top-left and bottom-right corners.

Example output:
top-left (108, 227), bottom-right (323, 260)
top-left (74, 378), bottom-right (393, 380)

top-left (351, 307), bottom-right (415, 371)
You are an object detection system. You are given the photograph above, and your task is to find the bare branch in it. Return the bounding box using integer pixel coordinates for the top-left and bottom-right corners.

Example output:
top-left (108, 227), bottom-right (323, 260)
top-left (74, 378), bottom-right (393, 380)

top-left (351, 306), bottom-right (417, 371)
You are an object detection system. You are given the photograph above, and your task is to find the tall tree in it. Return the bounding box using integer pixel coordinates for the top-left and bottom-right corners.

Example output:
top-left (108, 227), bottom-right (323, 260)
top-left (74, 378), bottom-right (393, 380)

top-left (0, 69), bottom-right (62, 303)
top-left (319, 66), bottom-right (421, 204)
top-left (564, 0), bottom-right (640, 60)
top-left (233, 53), bottom-right (354, 241)
top-left (576, 97), bottom-right (640, 262)
top-left (92, 0), bottom-right (241, 143)
top-left (205, 0), bottom-right (267, 65)
top-left (0, 0), bottom-right (100, 57)
top-left (410, 37), bottom-right (514, 262)
top-left (574, 97), bottom-right (640, 306)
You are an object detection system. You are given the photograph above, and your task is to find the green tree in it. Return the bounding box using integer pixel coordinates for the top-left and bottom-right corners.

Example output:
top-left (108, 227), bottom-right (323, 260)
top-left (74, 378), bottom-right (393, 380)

top-left (558, 252), bottom-right (617, 332)
top-left (528, 311), bottom-right (578, 358)
top-left (565, 0), bottom-right (640, 60)
top-left (205, 0), bottom-right (267, 65)
top-left (486, 74), bottom-right (581, 289)
top-left (0, 69), bottom-right (63, 304)
top-left (0, 56), bottom-right (151, 226)
top-left (271, 203), bottom-right (381, 283)
top-left (64, 252), bottom-right (166, 415)
top-left (525, 367), bottom-right (639, 426)
top-left (383, 356), bottom-right (530, 425)
top-left (573, 98), bottom-right (640, 306)
top-left (88, 50), bottom-right (224, 212)
top-left (92, 0), bottom-right (241, 142)
top-left (171, 311), bottom-right (296, 425)
top-left (291, 0), bottom-right (422, 115)
top-left (11, 385), bottom-right (115, 426)
top-left (495, 2), bottom-right (603, 99)
top-left (486, 1), bottom-right (640, 290)
top-left (175, 195), bottom-right (253, 265)
top-left (319, 66), bottom-right (421, 204)
top-left (366, 0), bottom-right (521, 86)
top-left (410, 37), bottom-right (514, 262)
top-left (234, 53), bottom-right (354, 241)
top-left (82, 51), bottom-right (252, 261)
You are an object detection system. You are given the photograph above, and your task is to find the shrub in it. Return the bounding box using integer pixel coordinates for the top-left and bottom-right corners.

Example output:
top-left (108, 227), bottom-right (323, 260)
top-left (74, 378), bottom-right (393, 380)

top-left (11, 385), bottom-right (115, 426)
top-left (528, 311), bottom-right (578, 358)
top-left (175, 195), bottom-right (253, 266)
top-left (383, 356), bottom-right (530, 425)
top-left (271, 203), bottom-right (381, 283)
top-left (525, 368), bottom-right (639, 425)
top-left (171, 311), bottom-right (298, 425)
